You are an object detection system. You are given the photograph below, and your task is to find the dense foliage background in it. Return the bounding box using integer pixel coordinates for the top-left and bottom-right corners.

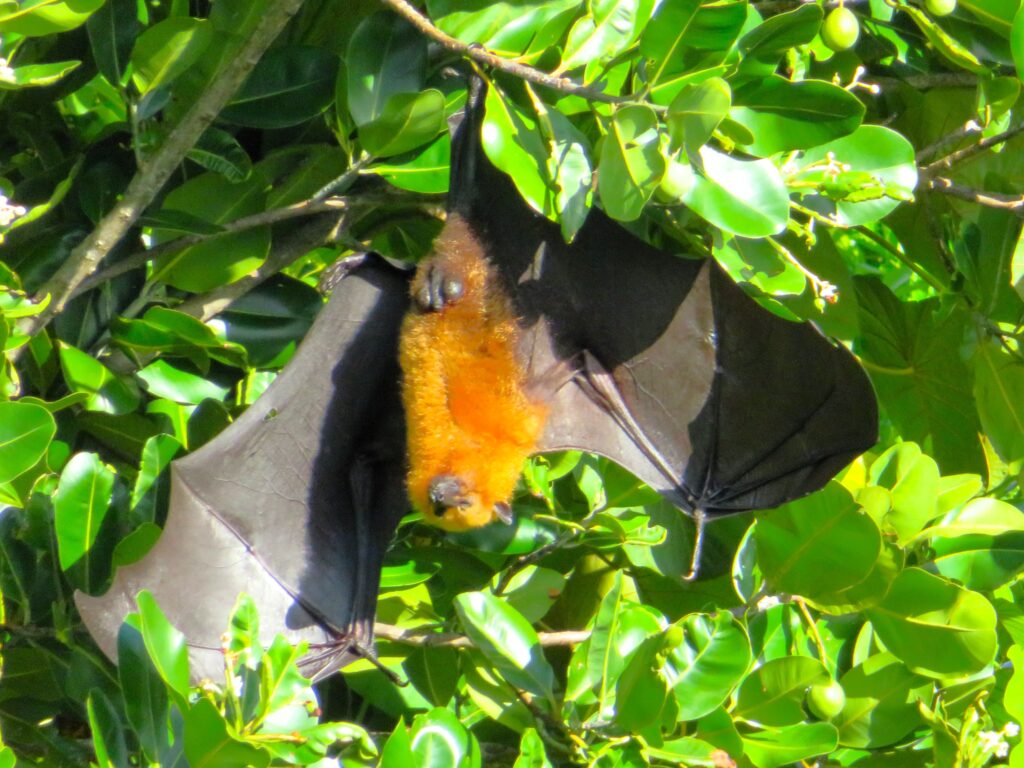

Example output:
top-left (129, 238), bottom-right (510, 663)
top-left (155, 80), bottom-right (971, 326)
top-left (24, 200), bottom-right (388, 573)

top-left (1, 0), bottom-right (1024, 765)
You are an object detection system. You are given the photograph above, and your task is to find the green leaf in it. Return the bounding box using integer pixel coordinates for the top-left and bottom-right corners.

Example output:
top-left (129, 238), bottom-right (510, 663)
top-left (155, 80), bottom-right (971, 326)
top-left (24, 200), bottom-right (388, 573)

top-left (679, 145), bottom-right (789, 237)
top-left (973, 339), bottom-right (1024, 464)
top-left (186, 128), bottom-right (252, 182)
top-left (666, 77), bottom-right (731, 153)
top-left (665, 611), bottom-right (751, 720)
top-left (184, 698), bottom-right (270, 768)
top-left (931, 531), bottom-right (1024, 591)
top-left (136, 590), bottom-right (191, 703)
top-left (131, 17), bottom-right (213, 96)
top-left (369, 133), bottom-right (451, 194)
top-left (454, 590), bottom-right (556, 701)
top-left (1005, 645), bottom-right (1024, 725)
top-left (713, 237), bottom-right (806, 296)
top-left (346, 13), bottom-right (425, 126)
top-left (360, 89), bottom-right (447, 158)
top-left (855, 278), bottom-right (985, 475)
top-left (0, 0), bottom-right (104, 36)
top-left (730, 77), bottom-right (865, 156)
top-left (741, 723), bottom-right (839, 768)
top-left (409, 707), bottom-right (480, 767)
top-left (221, 45), bottom-right (338, 129)
top-left (866, 568), bottom-right (997, 677)
top-left (118, 620), bottom-right (171, 764)
top-left (795, 126), bottom-right (918, 227)
top-left (86, 0), bottom-right (139, 84)
top-left (833, 653), bottom-right (930, 748)
top-left (136, 360), bottom-right (229, 405)
top-left (0, 60), bottom-right (81, 89)
top-left (131, 433), bottom-right (182, 516)
top-left (0, 401), bottom-right (56, 483)
top-left (738, 4), bottom-right (823, 77)
top-left (615, 634), bottom-right (671, 731)
top-left (112, 522), bottom-right (162, 567)
top-left (902, 4), bottom-right (988, 74)
top-left (514, 728), bottom-right (552, 768)
top-left (735, 656), bottom-right (830, 726)
top-left (59, 343), bottom-right (140, 415)
top-left (868, 443), bottom-right (940, 544)
top-left (560, 0), bottom-right (656, 76)
top-left (598, 104), bottom-right (665, 221)
top-left (756, 482), bottom-right (881, 599)
top-left (494, 565), bottom-right (566, 623)
top-left (918, 496), bottom-right (1024, 540)
top-left (427, 0), bottom-right (579, 58)
top-left (53, 452), bottom-right (114, 572)
top-left (87, 688), bottom-right (129, 768)
top-left (150, 171), bottom-right (269, 292)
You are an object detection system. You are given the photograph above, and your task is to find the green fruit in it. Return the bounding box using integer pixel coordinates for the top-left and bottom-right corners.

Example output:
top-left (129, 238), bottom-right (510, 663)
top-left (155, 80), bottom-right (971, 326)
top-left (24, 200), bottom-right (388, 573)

top-left (925, 0), bottom-right (956, 15)
top-left (822, 7), bottom-right (860, 51)
top-left (806, 680), bottom-right (847, 720)
top-left (655, 160), bottom-right (695, 203)
top-left (663, 625), bottom-right (685, 650)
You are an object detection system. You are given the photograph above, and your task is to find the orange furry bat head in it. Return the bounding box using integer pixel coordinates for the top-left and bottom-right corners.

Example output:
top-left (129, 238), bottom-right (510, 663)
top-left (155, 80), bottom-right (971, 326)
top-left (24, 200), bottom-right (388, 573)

top-left (399, 214), bottom-right (548, 531)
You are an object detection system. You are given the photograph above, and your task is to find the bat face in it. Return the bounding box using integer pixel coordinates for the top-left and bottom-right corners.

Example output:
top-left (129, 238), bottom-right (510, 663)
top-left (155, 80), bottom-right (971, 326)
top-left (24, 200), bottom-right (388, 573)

top-left (400, 215), bottom-right (548, 531)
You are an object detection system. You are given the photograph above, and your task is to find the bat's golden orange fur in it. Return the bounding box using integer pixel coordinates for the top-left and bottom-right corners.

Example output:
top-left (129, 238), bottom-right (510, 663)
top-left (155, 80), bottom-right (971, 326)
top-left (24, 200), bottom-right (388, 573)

top-left (399, 214), bottom-right (547, 531)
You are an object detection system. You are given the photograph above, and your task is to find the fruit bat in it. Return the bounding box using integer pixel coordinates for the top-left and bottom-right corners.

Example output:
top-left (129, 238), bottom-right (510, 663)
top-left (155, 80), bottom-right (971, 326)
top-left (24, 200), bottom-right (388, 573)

top-left (76, 77), bottom-right (877, 682)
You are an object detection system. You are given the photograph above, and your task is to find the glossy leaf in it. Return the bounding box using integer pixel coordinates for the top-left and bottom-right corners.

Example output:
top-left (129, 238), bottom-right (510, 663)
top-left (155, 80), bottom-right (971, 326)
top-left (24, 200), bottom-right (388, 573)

top-left (360, 89), bottom-right (447, 158)
top-left (136, 590), bottom-right (191, 703)
top-left (868, 443), bottom-right (940, 544)
top-left (221, 45), bottom-right (338, 129)
top-left (59, 343), bottom-right (140, 415)
top-left (346, 13), bottom-right (425, 126)
top-left (137, 360), bottom-right (229, 404)
top-left (742, 723), bottom-right (839, 768)
top-left (117, 620), bottom-right (171, 764)
top-left (183, 698), bottom-right (270, 767)
top-left (53, 452), bottom-right (114, 572)
top-left (730, 77), bottom-right (865, 156)
top-left (454, 590), bottom-right (557, 701)
top-left (131, 17), bottom-right (213, 96)
top-left (599, 104), bottom-right (665, 221)
top-left (665, 611), bottom-right (751, 720)
top-left (0, 402), bottom-right (56, 483)
top-left (735, 656), bottom-right (830, 726)
top-left (867, 568), bottom-right (997, 677)
top-left (833, 653), bottom-right (929, 748)
top-left (756, 482), bottom-right (881, 599)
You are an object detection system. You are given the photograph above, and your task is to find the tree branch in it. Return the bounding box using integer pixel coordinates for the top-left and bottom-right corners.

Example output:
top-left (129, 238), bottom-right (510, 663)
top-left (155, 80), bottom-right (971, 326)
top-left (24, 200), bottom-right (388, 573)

top-left (921, 122), bottom-right (1024, 177)
top-left (373, 622), bottom-right (590, 648)
top-left (20, 0), bottom-right (308, 342)
top-left (175, 214), bottom-right (342, 321)
top-left (915, 119), bottom-right (981, 164)
top-left (927, 176), bottom-right (1024, 214)
top-left (378, 0), bottom-right (627, 104)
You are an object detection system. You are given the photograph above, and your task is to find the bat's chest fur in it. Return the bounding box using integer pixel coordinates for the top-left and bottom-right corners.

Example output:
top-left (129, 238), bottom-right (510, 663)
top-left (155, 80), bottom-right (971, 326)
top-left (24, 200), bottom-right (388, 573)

top-left (399, 216), bottom-right (547, 531)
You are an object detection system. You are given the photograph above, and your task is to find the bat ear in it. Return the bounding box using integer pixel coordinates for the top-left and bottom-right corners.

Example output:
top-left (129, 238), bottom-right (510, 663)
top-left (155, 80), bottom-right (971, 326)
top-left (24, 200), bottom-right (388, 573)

top-left (493, 501), bottom-right (513, 525)
top-left (447, 74), bottom-right (486, 216)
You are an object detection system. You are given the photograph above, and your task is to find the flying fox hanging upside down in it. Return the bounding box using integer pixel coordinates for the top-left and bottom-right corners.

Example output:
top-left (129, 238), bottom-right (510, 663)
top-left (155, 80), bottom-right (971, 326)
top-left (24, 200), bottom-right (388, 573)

top-left (75, 76), bottom-right (879, 682)
top-left (400, 214), bottom-right (548, 531)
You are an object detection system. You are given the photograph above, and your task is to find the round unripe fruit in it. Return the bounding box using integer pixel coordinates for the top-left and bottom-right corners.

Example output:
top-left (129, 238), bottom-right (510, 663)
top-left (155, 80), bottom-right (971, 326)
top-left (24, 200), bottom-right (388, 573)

top-left (806, 681), bottom-right (846, 720)
top-left (663, 625), bottom-right (685, 650)
top-left (822, 7), bottom-right (860, 51)
top-left (924, 0), bottom-right (956, 15)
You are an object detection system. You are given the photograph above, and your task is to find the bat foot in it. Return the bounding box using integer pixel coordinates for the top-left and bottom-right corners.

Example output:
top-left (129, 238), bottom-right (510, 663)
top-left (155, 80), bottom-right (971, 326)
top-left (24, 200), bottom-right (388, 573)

top-left (303, 634), bottom-right (408, 686)
top-left (414, 263), bottom-right (464, 312)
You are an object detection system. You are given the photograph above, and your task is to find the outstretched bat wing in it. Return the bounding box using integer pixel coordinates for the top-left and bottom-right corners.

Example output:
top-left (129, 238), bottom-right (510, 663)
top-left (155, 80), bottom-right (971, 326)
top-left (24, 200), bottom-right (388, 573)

top-left (76, 257), bottom-right (410, 681)
top-left (450, 79), bottom-right (878, 518)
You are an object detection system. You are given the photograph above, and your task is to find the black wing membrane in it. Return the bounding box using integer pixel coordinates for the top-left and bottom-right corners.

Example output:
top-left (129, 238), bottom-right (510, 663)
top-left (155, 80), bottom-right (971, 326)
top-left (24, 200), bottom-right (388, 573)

top-left (76, 257), bottom-right (410, 681)
top-left (450, 78), bottom-right (878, 518)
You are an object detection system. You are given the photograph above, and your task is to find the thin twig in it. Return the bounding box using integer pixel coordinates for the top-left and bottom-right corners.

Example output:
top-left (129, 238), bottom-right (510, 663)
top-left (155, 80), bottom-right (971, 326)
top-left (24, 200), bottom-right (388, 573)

top-left (176, 214), bottom-right (341, 321)
top-left (74, 191), bottom-right (437, 297)
top-left (927, 176), bottom-right (1024, 214)
top-left (921, 122), bottom-right (1024, 178)
top-left (915, 119), bottom-right (981, 164)
top-left (379, 0), bottom-right (627, 104)
top-left (74, 198), bottom-right (348, 297)
top-left (19, 0), bottom-right (308, 344)
top-left (373, 622), bottom-right (590, 648)
top-left (853, 224), bottom-right (948, 293)
top-left (793, 597), bottom-right (827, 664)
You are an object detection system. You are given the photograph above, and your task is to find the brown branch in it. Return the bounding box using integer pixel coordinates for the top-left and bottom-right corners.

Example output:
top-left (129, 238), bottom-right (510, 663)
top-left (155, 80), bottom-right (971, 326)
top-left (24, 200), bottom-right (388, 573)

top-left (915, 120), bottom-right (981, 164)
top-left (175, 214), bottom-right (341, 321)
top-left (921, 122), bottom-right (1024, 177)
top-left (378, 0), bottom-right (627, 104)
top-left (74, 197), bottom-right (348, 297)
top-left (19, 0), bottom-right (308, 342)
top-left (927, 176), bottom-right (1024, 214)
top-left (373, 622), bottom-right (590, 648)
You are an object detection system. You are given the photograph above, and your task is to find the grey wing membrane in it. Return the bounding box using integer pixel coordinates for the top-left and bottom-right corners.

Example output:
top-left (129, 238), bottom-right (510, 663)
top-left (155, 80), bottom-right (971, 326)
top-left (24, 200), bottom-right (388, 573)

top-left (75, 257), bottom-right (410, 681)
top-left (450, 77), bottom-right (877, 520)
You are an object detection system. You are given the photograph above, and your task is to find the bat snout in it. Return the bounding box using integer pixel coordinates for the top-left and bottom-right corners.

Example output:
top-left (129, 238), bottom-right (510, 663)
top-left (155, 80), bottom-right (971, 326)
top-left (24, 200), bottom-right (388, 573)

top-left (414, 264), bottom-right (465, 312)
top-left (428, 474), bottom-right (468, 514)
